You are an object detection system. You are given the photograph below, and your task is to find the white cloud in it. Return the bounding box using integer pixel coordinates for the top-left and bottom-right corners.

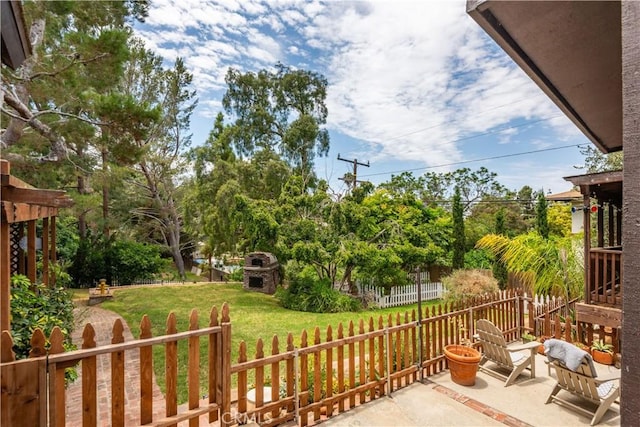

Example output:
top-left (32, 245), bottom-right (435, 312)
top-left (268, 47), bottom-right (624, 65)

top-left (134, 0), bottom-right (589, 192)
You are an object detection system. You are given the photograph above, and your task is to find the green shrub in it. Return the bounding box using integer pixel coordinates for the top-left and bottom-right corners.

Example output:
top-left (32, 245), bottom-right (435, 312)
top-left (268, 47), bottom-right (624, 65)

top-left (108, 239), bottom-right (164, 285)
top-left (276, 266), bottom-right (361, 313)
top-left (442, 269), bottom-right (499, 304)
top-left (228, 268), bottom-right (243, 282)
top-left (10, 274), bottom-right (77, 383)
top-left (69, 235), bottom-right (164, 286)
top-left (10, 275), bottom-right (76, 357)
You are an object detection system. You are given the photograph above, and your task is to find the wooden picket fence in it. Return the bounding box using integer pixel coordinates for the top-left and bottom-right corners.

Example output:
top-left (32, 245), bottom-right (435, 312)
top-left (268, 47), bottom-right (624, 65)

top-left (1, 291), bottom-right (530, 426)
top-left (1, 305), bottom-right (231, 427)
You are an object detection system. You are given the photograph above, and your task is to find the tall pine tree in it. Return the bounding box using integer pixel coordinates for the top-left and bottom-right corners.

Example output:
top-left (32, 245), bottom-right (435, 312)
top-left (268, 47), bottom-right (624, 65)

top-left (536, 191), bottom-right (549, 239)
top-left (452, 186), bottom-right (465, 269)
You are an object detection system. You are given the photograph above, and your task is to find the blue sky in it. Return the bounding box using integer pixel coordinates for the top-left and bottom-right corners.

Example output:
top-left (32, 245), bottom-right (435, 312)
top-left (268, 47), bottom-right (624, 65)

top-left (135, 0), bottom-right (591, 195)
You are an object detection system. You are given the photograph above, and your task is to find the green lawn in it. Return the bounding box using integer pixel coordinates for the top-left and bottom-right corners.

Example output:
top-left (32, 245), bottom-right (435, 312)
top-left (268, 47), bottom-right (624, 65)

top-left (100, 282), bottom-right (440, 403)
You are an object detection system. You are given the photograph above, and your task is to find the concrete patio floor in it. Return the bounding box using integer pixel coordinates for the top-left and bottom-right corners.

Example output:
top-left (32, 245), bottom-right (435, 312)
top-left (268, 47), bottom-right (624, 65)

top-left (319, 349), bottom-right (621, 427)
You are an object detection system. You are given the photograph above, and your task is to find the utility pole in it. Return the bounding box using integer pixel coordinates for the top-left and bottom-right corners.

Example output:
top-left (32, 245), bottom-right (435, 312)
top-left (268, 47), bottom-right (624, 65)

top-left (337, 154), bottom-right (370, 191)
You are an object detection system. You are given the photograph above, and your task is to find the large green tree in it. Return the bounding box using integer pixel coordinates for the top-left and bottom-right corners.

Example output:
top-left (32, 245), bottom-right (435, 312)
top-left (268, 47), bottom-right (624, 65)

top-left (578, 145), bottom-right (623, 173)
top-left (118, 41), bottom-right (197, 278)
top-left (422, 167), bottom-right (507, 211)
top-left (1, 0), bottom-right (148, 159)
top-left (222, 63), bottom-right (329, 189)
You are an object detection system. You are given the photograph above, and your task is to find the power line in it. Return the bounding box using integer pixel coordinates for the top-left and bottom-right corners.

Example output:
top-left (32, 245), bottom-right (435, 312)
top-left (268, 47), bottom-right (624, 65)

top-left (382, 81), bottom-right (544, 143)
top-left (360, 143), bottom-right (589, 178)
top-left (435, 115), bottom-right (563, 147)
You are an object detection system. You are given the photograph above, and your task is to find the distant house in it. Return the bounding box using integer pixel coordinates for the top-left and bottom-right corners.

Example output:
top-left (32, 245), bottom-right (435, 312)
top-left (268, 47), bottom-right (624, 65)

top-left (467, 1), bottom-right (639, 420)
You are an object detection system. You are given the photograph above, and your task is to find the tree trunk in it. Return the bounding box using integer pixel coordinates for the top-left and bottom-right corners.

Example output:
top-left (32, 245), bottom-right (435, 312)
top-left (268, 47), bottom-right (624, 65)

top-left (138, 161), bottom-right (186, 279)
top-left (101, 148), bottom-right (110, 238)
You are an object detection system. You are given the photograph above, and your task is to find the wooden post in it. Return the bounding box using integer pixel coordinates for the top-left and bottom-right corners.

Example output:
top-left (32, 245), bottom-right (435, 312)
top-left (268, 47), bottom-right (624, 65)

top-left (336, 324), bottom-right (344, 413)
top-left (416, 267), bottom-right (424, 380)
top-left (271, 335), bottom-right (280, 419)
top-left (111, 319), bottom-right (125, 427)
top-left (324, 327), bottom-right (332, 417)
top-left (42, 218), bottom-right (49, 287)
top-left (208, 307), bottom-right (219, 423)
top-left (48, 327), bottom-right (66, 427)
top-left (299, 330), bottom-right (309, 427)
top-left (165, 313), bottom-right (178, 427)
top-left (188, 310), bottom-right (200, 427)
top-left (312, 328), bottom-right (321, 421)
top-left (82, 324), bottom-right (97, 427)
top-left (220, 303), bottom-right (232, 427)
top-left (583, 192), bottom-right (591, 303)
top-left (50, 216), bottom-right (56, 286)
top-left (27, 220), bottom-right (36, 284)
top-left (1, 220), bottom-right (10, 332)
top-left (139, 315), bottom-right (153, 424)
top-left (621, 1), bottom-right (640, 423)
top-left (286, 333), bottom-right (295, 413)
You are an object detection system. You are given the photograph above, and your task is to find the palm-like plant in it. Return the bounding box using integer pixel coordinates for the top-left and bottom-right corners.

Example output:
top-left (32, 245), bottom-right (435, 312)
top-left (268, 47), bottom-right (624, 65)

top-left (476, 232), bottom-right (583, 300)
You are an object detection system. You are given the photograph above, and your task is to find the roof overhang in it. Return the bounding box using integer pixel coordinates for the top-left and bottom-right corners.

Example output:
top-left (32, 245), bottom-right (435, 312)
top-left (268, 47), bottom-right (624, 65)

top-left (546, 189), bottom-right (582, 202)
top-left (466, 1), bottom-right (622, 153)
top-left (1, 0), bottom-right (32, 70)
top-left (564, 170), bottom-right (623, 205)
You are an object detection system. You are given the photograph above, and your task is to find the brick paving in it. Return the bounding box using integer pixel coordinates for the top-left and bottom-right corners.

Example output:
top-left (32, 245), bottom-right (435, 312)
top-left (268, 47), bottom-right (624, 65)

top-left (429, 382), bottom-right (532, 427)
top-left (66, 305), bottom-right (167, 426)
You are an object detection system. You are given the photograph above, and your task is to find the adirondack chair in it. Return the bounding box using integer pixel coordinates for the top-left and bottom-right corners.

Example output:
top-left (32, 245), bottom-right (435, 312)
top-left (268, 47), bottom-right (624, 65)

top-left (474, 319), bottom-right (540, 387)
top-left (545, 346), bottom-right (620, 426)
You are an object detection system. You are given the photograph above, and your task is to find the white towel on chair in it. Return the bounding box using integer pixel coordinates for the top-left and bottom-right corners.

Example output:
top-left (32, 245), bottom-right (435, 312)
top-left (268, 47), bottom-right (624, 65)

top-left (544, 338), bottom-right (597, 376)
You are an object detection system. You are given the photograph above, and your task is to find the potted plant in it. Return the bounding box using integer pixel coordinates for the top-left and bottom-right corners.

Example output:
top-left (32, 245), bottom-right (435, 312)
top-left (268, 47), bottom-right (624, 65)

top-left (573, 341), bottom-right (590, 352)
top-left (444, 342), bottom-right (482, 386)
top-left (522, 332), bottom-right (536, 344)
top-left (591, 340), bottom-right (614, 365)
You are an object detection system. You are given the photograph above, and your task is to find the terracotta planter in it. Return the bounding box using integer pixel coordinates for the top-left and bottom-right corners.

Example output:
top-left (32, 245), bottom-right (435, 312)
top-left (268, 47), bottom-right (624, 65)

top-left (444, 345), bottom-right (482, 386)
top-left (592, 349), bottom-right (614, 365)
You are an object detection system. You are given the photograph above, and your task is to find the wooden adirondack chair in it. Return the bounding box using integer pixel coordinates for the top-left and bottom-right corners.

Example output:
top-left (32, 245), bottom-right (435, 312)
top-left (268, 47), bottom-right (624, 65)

top-left (546, 356), bottom-right (620, 425)
top-left (474, 319), bottom-right (540, 387)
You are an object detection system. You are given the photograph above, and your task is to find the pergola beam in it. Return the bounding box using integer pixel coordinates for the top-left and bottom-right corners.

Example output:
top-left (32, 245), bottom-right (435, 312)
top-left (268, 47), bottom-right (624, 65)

top-left (0, 161), bottom-right (72, 332)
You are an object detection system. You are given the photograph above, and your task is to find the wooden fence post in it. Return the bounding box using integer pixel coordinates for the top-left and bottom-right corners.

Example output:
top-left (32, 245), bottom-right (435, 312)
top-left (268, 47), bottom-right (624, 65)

top-left (286, 333), bottom-right (295, 413)
top-left (377, 317), bottom-right (385, 395)
top-left (300, 330), bottom-right (309, 427)
top-left (188, 310), bottom-right (200, 427)
top-left (220, 303), bottom-right (232, 427)
top-left (82, 324), bottom-right (97, 427)
top-left (48, 327), bottom-right (67, 427)
top-left (208, 307), bottom-right (219, 423)
top-left (165, 313), bottom-right (178, 427)
top-left (111, 319), bottom-right (126, 427)
top-left (139, 316), bottom-right (153, 425)
top-left (271, 335), bottom-right (280, 419)
top-left (336, 324), bottom-right (345, 413)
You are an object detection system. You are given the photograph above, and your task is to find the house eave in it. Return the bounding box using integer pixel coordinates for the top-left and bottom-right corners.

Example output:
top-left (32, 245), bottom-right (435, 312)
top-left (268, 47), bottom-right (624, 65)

top-left (466, 0), bottom-right (622, 154)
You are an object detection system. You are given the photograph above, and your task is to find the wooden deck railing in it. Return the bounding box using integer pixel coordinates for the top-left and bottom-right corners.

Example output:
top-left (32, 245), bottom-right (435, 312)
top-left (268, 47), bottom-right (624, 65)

top-left (2, 290), bottom-right (590, 427)
top-left (589, 248), bottom-right (622, 307)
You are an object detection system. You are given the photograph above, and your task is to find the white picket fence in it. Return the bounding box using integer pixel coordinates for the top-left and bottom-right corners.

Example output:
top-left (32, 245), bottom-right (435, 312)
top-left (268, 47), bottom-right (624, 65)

top-left (356, 280), bottom-right (444, 308)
